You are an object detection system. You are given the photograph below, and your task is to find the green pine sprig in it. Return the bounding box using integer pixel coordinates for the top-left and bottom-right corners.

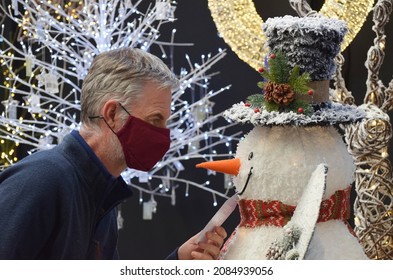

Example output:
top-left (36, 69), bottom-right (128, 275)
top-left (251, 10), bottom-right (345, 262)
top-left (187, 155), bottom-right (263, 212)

top-left (248, 51), bottom-right (313, 115)
top-left (288, 99), bottom-right (313, 115)
top-left (291, 71), bottom-right (311, 95)
top-left (267, 51), bottom-right (290, 84)
top-left (246, 94), bottom-right (265, 108)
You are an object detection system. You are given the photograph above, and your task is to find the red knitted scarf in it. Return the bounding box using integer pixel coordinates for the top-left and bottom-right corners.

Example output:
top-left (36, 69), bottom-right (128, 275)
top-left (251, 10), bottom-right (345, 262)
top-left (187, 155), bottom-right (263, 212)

top-left (238, 187), bottom-right (351, 228)
top-left (219, 187), bottom-right (355, 259)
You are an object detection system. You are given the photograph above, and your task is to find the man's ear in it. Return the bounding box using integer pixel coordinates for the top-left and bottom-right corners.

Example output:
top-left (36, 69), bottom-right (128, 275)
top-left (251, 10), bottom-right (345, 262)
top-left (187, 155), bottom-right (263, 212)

top-left (101, 100), bottom-right (119, 130)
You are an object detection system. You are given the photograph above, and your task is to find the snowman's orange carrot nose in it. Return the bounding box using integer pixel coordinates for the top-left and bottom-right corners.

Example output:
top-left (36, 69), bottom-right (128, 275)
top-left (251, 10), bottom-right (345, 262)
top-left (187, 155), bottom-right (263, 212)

top-left (196, 158), bottom-right (240, 176)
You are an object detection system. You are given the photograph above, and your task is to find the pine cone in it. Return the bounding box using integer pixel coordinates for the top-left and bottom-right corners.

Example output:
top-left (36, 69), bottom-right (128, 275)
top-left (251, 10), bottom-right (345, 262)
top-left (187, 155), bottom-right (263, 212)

top-left (264, 82), bottom-right (295, 106)
top-left (266, 240), bottom-right (283, 260)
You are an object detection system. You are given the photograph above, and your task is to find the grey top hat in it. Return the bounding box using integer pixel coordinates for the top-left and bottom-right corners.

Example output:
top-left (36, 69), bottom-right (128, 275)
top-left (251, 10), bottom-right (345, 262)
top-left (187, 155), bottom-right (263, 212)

top-left (224, 15), bottom-right (365, 126)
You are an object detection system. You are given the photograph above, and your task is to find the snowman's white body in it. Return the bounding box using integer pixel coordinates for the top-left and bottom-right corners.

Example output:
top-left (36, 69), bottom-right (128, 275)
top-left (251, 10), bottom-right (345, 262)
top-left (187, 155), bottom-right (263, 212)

top-left (221, 126), bottom-right (368, 259)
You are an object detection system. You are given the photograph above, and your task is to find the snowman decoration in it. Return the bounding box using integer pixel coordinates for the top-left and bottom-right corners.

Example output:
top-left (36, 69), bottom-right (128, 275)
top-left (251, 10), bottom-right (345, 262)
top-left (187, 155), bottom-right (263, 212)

top-left (197, 16), bottom-right (368, 259)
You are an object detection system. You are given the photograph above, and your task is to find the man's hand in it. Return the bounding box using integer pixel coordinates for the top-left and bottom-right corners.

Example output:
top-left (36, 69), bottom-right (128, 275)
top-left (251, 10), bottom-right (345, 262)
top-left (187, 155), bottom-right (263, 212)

top-left (178, 226), bottom-right (227, 260)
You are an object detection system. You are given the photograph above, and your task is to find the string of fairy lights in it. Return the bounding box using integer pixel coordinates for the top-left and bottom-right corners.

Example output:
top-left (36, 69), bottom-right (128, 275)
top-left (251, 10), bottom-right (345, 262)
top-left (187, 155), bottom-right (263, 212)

top-left (0, 0), bottom-right (241, 220)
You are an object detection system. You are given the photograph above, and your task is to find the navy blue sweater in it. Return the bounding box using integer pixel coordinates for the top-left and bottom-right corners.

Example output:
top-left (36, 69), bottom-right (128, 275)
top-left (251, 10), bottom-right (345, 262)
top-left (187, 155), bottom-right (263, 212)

top-left (0, 131), bottom-right (133, 259)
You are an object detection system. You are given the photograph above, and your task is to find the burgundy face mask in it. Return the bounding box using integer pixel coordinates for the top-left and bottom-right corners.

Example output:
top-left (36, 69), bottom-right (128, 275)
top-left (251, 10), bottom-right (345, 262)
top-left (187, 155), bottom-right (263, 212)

top-left (115, 115), bottom-right (170, 171)
top-left (90, 103), bottom-right (171, 171)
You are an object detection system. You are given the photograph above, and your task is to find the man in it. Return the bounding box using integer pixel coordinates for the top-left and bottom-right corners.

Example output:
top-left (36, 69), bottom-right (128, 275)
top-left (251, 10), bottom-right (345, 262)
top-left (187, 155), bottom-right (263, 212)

top-left (0, 48), bottom-right (226, 259)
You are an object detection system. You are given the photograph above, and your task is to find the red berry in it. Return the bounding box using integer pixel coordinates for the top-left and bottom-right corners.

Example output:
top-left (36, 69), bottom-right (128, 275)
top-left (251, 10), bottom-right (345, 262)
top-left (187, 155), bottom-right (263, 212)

top-left (297, 107), bottom-right (304, 114)
top-left (245, 102), bottom-right (251, 107)
top-left (254, 108), bottom-right (260, 113)
top-left (258, 67), bottom-right (264, 73)
top-left (270, 53), bottom-right (276, 59)
top-left (308, 89), bottom-right (314, 96)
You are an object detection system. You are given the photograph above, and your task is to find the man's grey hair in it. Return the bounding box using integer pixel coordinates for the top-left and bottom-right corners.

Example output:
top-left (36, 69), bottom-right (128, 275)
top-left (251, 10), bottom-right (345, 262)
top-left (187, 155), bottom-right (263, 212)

top-left (80, 48), bottom-right (179, 128)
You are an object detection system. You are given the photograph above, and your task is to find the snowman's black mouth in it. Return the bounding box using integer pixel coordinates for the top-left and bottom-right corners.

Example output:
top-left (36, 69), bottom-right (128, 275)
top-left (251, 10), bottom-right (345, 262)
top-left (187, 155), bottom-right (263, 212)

top-left (237, 166), bottom-right (253, 195)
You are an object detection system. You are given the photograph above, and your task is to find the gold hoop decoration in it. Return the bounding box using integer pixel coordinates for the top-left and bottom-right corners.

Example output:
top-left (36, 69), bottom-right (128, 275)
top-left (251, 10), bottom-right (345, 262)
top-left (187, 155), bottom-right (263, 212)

top-left (208, 0), bottom-right (375, 70)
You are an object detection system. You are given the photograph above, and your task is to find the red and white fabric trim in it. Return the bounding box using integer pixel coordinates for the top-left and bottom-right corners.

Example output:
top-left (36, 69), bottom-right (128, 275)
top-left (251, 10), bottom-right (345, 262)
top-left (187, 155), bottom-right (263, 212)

top-left (238, 187), bottom-right (351, 228)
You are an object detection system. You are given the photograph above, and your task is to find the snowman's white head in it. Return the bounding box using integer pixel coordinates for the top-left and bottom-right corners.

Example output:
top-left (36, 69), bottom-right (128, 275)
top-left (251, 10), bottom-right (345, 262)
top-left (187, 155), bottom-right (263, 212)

top-left (197, 125), bottom-right (355, 205)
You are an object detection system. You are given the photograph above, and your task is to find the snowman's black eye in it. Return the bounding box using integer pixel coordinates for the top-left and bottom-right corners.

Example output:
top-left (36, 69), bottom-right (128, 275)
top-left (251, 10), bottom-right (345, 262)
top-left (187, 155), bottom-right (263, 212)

top-left (248, 152), bottom-right (253, 160)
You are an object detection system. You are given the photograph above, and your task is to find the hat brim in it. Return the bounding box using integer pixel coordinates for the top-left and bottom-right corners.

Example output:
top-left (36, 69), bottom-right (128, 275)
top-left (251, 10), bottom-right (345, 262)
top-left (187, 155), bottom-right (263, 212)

top-left (223, 102), bottom-right (365, 126)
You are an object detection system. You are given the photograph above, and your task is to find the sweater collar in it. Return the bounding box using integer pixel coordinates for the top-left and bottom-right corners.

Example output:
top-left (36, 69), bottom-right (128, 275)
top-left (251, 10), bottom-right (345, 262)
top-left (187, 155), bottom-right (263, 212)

top-left (70, 130), bottom-right (114, 180)
top-left (60, 130), bottom-right (133, 208)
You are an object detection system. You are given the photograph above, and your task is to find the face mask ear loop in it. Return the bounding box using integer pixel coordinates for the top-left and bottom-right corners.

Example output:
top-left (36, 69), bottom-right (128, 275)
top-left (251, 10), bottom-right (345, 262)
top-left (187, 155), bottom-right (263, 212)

top-left (118, 102), bottom-right (131, 116)
top-left (88, 115), bottom-right (117, 135)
